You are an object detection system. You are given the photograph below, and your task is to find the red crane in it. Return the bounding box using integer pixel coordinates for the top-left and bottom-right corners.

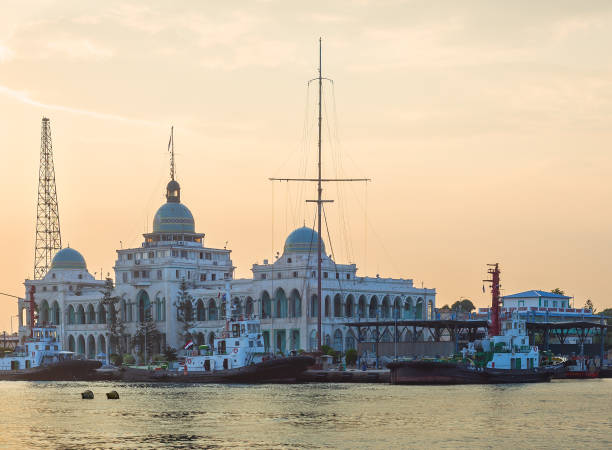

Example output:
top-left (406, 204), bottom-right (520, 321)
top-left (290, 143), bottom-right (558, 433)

top-left (483, 263), bottom-right (501, 336)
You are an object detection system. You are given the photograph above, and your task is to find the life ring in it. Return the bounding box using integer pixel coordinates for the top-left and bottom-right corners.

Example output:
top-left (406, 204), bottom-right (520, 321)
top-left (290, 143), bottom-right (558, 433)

top-left (186, 358), bottom-right (192, 364)
top-left (233, 348), bottom-right (238, 354)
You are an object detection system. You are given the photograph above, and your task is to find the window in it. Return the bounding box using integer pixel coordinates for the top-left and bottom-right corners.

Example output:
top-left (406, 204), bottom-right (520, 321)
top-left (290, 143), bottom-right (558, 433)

top-left (346, 274), bottom-right (350, 280)
top-left (205, 252), bottom-right (212, 260)
top-left (199, 252), bottom-right (204, 259)
top-left (181, 250), bottom-right (188, 258)
top-left (172, 250), bottom-right (178, 257)
top-left (187, 271), bottom-right (191, 279)
top-left (311, 271), bottom-right (316, 278)
top-left (287, 258), bottom-right (292, 263)
top-left (323, 272), bottom-right (328, 279)
top-left (69, 285), bottom-right (73, 291)
top-left (544, 300), bottom-right (548, 307)
top-left (52, 273), bottom-right (56, 279)
top-left (157, 270), bottom-right (162, 280)
top-left (553, 301), bottom-right (557, 307)
top-left (336, 273), bottom-right (340, 279)
top-left (78, 274), bottom-right (83, 280)
top-left (211, 274), bottom-right (216, 281)
top-left (122, 272), bottom-right (128, 282)
top-left (53, 286), bottom-right (57, 291)
top-left (127, 254), bottom-right (133, 260)
top-left (43, 286), bottom-right (47, 292)
top-left (148, 251), bottom-right (154, 259)
top-left (134, 271), bottom-right (140, 279)
top-left (200, 273), bottom-right (207, 281)
top-left (277, 272), bottom-right (281, 279)
top-left (261, 273), bottom-right (267, 280)
top-left (176, 270), bottom-right (180, 279)
top-left (293, 271), bottom-right (298, 278)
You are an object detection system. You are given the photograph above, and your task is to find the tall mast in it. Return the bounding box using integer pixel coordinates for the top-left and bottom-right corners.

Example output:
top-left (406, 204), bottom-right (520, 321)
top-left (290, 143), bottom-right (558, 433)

top-left (169, 125), bottom-right (175, 181)
top-left (34, 117), bottom-right (62, 279)
top-left (316, 38), bottom-right (323, 351)
top-left (270, 39), bottom-right (370, 352)
top-left (483, 263), bottom-right (501, 336)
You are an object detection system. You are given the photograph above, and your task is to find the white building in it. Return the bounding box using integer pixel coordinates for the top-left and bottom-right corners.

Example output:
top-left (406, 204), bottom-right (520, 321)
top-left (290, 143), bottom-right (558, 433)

top-left (20, 176), bottom-right (436, 358)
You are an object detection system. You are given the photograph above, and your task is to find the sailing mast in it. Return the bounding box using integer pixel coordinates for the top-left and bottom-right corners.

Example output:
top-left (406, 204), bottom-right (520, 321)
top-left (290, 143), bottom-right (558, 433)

top-left (270, 38), bottom-right (369, 351)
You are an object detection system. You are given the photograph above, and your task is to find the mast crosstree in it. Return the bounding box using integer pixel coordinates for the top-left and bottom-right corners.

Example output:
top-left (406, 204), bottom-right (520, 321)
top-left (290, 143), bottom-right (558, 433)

top-left (270, 39), bottom-right (370, 351)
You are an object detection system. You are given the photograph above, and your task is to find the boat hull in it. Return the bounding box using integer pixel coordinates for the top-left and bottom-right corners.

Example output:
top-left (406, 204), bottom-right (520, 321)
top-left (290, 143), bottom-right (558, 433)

top-left (116, 356), bottom-right (315, 384)
top-left (387, 360), bottom-right (554, 385)
top-left (0, 359), bottom-right (102, 381)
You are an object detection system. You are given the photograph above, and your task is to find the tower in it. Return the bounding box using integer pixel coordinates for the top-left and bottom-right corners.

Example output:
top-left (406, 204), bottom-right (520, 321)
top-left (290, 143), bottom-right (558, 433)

top-left (33, 117), bottom-right (62, 279)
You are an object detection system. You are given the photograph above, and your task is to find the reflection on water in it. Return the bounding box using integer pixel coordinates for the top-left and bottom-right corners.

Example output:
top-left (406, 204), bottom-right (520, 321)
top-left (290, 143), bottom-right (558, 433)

top-left (0, 380), bottom-right (610, 448)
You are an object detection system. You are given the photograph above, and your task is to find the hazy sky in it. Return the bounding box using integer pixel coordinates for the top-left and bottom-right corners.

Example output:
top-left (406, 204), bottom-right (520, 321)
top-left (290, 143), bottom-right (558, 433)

top-left (1, 1), bottom-right (611, 332)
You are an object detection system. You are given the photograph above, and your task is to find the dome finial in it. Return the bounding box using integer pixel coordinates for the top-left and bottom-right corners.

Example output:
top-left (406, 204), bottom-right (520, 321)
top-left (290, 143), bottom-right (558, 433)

top-left (168, 125), bottom-right (175, 181)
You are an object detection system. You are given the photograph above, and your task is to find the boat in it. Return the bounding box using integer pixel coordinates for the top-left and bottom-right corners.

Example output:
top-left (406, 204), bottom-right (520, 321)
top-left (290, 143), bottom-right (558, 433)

top-left (114, 282), bottom-right (314, 383)
top-left (0, 326), bottom-right (101, 381)
top-left (556, 354), bottom-right (600, 379)
top-left (388, 264), bottom-right (564, 384)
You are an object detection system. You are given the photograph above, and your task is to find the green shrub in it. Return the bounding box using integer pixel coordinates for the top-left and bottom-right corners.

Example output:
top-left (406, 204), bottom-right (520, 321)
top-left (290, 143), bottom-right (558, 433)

top-left (163, 346), bottom-right (178, 362)
top-left (345, 349), bottom-right (358, 366)
top-left (110, 353), bottom-right (123, 366)
top-left (152, 354), bottom-right (165, 363)
top-left (122, 354), bottom-right (135, 365)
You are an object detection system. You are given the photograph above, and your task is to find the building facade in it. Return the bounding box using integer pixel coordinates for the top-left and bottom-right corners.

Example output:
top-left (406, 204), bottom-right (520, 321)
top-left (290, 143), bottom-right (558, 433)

top-left (20, 177), bottom-right (436, 358)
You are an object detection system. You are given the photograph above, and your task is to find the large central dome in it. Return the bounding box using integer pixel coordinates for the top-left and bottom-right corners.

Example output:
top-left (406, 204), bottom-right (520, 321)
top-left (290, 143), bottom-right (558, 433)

top-left (152, 179), bottom-right (195, 233)
top-left (51, 247), bottom-right (87, 270)
top-left (284, 227), bottom-right (325, 254)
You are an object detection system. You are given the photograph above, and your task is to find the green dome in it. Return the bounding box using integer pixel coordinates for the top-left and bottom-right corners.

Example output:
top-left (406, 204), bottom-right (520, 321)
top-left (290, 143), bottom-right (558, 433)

top-left (284, 227), bottom-right (325, 254)
top-left (51, 247), bottom-right (87, 270)
top-left (153, 202), bottom-right (195, 233)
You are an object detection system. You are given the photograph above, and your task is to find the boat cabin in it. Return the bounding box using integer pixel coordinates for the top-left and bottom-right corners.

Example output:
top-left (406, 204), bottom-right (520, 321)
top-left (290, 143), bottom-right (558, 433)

top-left (0, 326), bottom-right (74, 371)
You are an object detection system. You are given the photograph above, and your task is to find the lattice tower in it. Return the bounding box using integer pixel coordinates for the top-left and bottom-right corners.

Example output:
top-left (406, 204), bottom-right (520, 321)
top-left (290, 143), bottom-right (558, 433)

top-left (33, 117), bottom-right (62, 279)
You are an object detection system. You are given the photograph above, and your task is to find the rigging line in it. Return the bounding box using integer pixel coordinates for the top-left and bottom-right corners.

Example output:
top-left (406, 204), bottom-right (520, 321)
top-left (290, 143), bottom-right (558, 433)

top-left (322, 204), bottom-right (344, 296)
top-left (271, 180), bottom-right (274, 260)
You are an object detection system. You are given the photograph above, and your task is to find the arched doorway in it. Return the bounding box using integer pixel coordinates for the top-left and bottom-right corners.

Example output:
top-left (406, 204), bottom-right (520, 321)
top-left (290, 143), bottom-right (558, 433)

top-left (68, 335), bottom-right (76, 352)
top-left (77, 335), bottom-right (85, 355)
top-left (87, 335), bottom-right (96, 359)
top-left (137, 290), bottom-right (151, 322)
top-left (261, 291), bottom-right (271, 318)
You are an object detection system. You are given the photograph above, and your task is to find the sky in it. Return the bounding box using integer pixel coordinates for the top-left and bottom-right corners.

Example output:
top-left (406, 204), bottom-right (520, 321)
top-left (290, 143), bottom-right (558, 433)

top-left (1, 1), bottom-right (611, 332)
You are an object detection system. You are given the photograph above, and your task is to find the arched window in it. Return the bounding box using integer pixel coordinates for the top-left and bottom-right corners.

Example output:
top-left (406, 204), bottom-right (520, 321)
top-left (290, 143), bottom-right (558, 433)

top-left (274, 289), bottom-right (287, 318)
top-left (98, 303), bottom-right (107, 324)
top-left (358, 295), bottom-right (367, 318)
top-left (345, 295), bottom-right (354, 317)
top-left (324, 296), bottom-right (331, 318)
top-left (381, 296), bottom-right (391, 318)
top-left (68, 305), bottom-right (75, 324)
top-left (39, 300), bottom-right (50, 324)
top-left (245, 297), bottom-right (254, 317)
top-left (310, 295), bottom-right (318, 318)
top-left (369, 296), bottom-right (378, 318)
top-left (77, 335), bottom-right (86, 354)
top-left (87, 304), bottom-right (96, 324)
top-left (415, 298), bottom-right (424, 319)
top-left (68, 335), bottom-right (76, 352)
top-left (120, 298), bottom-right (127, 322)
top-left (261, 291), bottom-right (271, 319)
top-left (51, 301), bottom-right (60, 325)
top-left (77, 305), bottom-right (85, 324)
top-left (137, 290), bottom-right (151, 322)
top-left (208, 299), bottom-right (217, 321)
top-left (333, 294), bottom-right (343, 318)
top-left (208, 332), bottom-right (215, 347)
top-left (345, 332), bottom-right (356, 350)
top-left (87, 335), bottom-right (96, 359)
top-left (393, 297), bottom-right (401, 319)
top-left (196, 299), bottom-right (205, 321)
top-left (333, 329), bottom-right (343, 351)
top-left (289, 290), bottom-right (301, 318)
top-left (403, 297), bottom-right (412, 319)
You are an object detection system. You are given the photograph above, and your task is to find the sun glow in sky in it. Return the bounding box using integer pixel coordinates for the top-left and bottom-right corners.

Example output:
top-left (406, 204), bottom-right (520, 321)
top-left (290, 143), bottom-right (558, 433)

top-left (1, 0), bottom-right (612, 331)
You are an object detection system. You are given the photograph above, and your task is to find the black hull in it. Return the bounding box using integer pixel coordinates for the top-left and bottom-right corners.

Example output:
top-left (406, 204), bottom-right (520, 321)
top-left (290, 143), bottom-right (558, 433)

top-left (0, 360), bottom-right (102, 381)
top-left (387, 360), bottom-right (554, 385)
top-left (117, 356), bottom-right (315, 384)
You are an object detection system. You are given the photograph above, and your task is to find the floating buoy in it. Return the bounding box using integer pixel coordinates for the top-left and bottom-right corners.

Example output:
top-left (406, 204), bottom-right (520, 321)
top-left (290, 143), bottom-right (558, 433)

top-left (106, 390), bottom-right (119, 399)
top-left (81, 390), bottom-right (94, 399)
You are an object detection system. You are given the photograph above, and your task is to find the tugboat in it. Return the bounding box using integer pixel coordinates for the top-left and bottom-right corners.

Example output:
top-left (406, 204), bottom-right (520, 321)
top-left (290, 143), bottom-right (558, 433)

top-left (0, 326), bottom-right (101, 381)
top-left (388, 264), bottom-right (564, 385)
top-left (120, 282), bottom-right (314, 383)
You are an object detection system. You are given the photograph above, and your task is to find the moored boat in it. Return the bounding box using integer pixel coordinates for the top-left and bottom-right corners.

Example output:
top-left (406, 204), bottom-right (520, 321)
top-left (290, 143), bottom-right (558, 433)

top-left (0, 326), bottom-right (101, 381)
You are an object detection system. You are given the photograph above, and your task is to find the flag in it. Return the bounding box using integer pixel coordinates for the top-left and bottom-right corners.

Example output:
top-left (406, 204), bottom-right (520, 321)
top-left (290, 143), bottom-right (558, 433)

top-left (184, 340), bottom-right (193, 350)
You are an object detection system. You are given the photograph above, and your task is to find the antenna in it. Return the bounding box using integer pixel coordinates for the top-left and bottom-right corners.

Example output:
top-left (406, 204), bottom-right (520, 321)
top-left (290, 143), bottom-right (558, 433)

top-left (34, 117), bottom-right (62, 279)
top-left (270, 39), bottom-right (370, 352)
top-left (168, 125), bottom-right (175, 181)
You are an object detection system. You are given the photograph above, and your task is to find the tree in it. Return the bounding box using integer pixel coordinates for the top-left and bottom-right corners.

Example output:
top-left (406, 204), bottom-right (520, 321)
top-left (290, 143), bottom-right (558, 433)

top-left (101, 277), bottom-right (125, 355)
top-left (597, 308), bottom-right (612, 318)
top-left (131, 309), bottom-right (160, 364)
top-left (175, 278), bottom-right (195, 346)
top-left (551, 288), bottom-right (565, 295)
top-left (584, 299), bottom-right (596, 313)
top-left (451, 299), bottom-right (476, 312)
top-left (163, 346), bottom-right (178, 362)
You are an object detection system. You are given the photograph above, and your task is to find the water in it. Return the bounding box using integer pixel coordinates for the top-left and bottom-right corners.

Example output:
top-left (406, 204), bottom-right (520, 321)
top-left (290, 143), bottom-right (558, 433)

top-left (0, 380), bottom-right (610, 449)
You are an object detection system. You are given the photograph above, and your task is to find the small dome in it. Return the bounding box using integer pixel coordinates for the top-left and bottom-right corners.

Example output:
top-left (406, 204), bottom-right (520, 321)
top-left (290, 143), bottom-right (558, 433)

top-left (153, 202), bottom-right (195, 233)
top-left (284, 227), bottom-right (325, 254)
top-left (51, 247), bottom-right (87, 270)
top-left (166, 180), bottom-right (181, 203)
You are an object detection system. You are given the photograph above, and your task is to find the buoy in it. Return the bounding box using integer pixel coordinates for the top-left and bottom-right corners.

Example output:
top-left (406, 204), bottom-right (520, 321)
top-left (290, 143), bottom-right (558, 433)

top-left (81, 390), bottom-right (94, 399)
top-left (106, 390), bottom-right (119, 399)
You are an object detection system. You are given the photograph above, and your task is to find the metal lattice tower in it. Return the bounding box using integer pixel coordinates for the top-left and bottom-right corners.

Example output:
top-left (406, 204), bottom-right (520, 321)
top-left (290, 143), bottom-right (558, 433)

top-left (33, 117), bottom-right (62, 279)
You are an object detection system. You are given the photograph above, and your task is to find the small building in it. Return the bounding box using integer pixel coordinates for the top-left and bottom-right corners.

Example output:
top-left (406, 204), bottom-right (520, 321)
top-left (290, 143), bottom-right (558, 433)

top-left (501, 290), bottom-right (571, 309)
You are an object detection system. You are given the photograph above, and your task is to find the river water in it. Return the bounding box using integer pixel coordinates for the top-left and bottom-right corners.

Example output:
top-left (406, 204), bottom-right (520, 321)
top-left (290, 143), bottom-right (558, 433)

top-left (0, 379), bottom-right (610, 449)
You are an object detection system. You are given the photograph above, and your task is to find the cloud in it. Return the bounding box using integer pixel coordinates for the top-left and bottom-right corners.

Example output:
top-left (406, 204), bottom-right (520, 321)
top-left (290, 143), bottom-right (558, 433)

top-left (45, 38), bottom-right (113, 60)
top-left (0, 84), bottom-right (157, 126)
top-left (0, 43), bottom-right (14, 62)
